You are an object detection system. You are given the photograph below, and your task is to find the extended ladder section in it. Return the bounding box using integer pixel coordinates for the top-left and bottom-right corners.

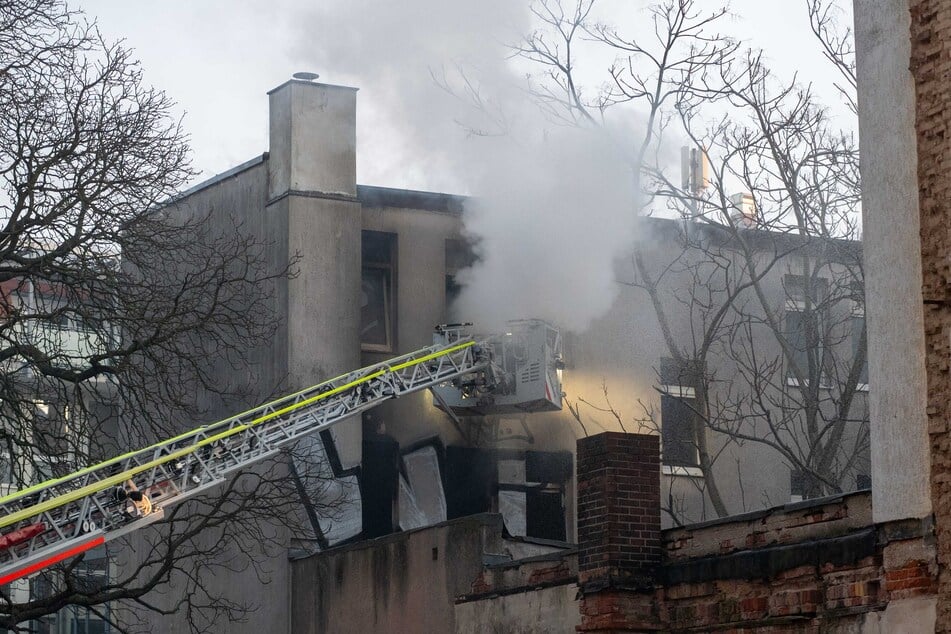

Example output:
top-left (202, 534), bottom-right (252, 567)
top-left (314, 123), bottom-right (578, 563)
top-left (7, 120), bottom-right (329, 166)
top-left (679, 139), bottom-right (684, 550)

top-left (0, 334), bottom-right (488, 586)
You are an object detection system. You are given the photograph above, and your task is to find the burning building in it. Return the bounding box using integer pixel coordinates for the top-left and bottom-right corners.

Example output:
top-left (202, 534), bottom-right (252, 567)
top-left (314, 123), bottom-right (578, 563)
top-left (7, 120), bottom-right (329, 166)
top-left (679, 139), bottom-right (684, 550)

top-left (130, 75), bottom-right (872, 632)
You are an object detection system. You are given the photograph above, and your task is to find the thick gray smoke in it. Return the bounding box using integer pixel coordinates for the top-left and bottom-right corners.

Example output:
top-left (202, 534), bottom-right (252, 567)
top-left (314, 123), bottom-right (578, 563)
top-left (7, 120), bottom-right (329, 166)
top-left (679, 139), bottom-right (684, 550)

top-left (456, 128), bottom-right (637, 332)
top-left (302, 0), bottom-right (528, 191)
top-left (303, 0), bottom-right (638, 333)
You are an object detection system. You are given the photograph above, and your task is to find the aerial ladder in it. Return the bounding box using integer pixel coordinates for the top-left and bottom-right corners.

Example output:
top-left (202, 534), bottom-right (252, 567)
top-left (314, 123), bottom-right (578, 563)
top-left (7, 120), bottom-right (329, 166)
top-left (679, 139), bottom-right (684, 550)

top-left (0, 326), bottom-right (497, 587)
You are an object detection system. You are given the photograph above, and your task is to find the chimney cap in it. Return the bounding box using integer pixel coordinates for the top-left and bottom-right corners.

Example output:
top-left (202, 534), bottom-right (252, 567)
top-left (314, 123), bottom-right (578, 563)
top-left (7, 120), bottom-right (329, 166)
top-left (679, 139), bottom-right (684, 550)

top-left (292, 72), bottom-right (320, 81)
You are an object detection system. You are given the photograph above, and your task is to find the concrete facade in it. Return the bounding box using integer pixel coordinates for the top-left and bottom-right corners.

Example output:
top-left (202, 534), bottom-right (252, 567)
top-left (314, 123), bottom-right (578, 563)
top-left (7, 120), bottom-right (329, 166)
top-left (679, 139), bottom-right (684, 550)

top-left (454, 584), bottom-right (579, 634)
top-left (854, 0), bottom-right (931, 526)
top-left (289, 513), bottom-right (579, 634)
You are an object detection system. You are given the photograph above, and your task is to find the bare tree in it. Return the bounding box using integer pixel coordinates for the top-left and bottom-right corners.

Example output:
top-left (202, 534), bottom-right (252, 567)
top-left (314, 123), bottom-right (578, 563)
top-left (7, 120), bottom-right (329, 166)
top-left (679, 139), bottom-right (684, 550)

top-left (0, 1), bottom-right (332, 630)
top-left (510, 0), bottom-right (866, 523)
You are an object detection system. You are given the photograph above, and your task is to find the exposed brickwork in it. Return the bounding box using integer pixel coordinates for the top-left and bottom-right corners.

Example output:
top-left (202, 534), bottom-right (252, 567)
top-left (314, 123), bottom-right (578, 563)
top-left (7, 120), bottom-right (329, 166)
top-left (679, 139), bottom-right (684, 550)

top-left (576, 432), bottom-right (661, 586)
top-left (578, 592), bottom-right (662, 633)
top-left (664, 492), bottom-right (872, 562)
top-left (660, 546), bottom-right (927, 631)
top-left (576, 433), bottom-right (661, 632)
top-left (623, 493), bottom-right (933, 632)
top-left (571, 434), bottom-right (937, 631)
top-left (528, 561), bottom-right (573, 585)
top-left (459, 553), bottom-right (578, 602)
top-left (910, 0), bottom-right (951, 629)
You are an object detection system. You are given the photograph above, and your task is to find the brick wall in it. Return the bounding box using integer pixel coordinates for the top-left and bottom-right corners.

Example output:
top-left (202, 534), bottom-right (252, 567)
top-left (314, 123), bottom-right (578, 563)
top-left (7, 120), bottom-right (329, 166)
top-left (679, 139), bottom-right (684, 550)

top-left (576, 432), bottom-right (661, 632)
top-left (572, 433), bottom-right (937, 632)
top-left (910, 0), bottom-right (951, 629)
top-left (661, 510), bottom-right (936, 632)
top-left (577, 432), bottom-right (661, 586)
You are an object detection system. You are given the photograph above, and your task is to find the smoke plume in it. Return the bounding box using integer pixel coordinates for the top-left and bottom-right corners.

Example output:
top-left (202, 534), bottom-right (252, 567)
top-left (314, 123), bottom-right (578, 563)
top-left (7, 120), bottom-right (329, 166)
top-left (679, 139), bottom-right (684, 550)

top-left (303, 0), bottom-right (639, 333)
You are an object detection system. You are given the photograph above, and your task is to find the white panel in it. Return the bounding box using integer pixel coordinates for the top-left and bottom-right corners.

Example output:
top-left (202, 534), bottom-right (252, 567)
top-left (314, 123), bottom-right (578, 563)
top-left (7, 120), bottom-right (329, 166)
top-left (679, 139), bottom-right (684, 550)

top-left (398, 475), bottom-right (427, 531)
top-left (403, 446), bottom-right (447, 525)
top-left (498, 490), bottom-right (526, 536)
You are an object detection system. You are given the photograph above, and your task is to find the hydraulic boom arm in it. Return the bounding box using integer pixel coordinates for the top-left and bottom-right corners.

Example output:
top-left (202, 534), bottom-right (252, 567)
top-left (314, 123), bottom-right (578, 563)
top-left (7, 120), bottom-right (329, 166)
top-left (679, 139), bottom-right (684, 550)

top-left (0, 333), bottom-right (487, 586)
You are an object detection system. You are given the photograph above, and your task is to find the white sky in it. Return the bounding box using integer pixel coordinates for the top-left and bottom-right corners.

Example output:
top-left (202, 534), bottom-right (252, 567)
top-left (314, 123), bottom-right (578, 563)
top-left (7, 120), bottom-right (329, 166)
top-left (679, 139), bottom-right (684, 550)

top-left (74, 0), bottom-right (855, 193)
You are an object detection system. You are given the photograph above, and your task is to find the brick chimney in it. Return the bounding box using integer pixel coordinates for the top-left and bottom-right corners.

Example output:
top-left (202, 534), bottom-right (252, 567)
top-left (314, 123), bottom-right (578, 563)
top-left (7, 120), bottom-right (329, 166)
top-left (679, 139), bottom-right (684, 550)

top-left (576, 432), bottom-right (662, 632)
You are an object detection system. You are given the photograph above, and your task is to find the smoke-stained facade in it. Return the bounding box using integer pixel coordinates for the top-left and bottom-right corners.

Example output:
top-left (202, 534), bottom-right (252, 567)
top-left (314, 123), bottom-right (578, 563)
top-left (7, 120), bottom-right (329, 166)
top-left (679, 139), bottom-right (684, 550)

top-left (153, 76), bottom-right (869, 633)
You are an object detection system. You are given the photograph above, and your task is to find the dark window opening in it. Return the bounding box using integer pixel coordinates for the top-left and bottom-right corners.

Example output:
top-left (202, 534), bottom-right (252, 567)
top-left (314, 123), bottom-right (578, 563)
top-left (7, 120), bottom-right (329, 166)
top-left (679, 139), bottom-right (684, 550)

top-left (444, 446), bottom-right (497, 519)
top-left (526, 490), bottom-right (566, 541)
top-left (445, 274), bottom-right (462, 311)
top-left (360, 426), bottom-right (400, 539)
top-left (660, 356), bottom-right (700, 388)
top-left (783, 275), bottom-right (829, 383)
top-left (361, 231), bottom-right (397, 352)
top-left (785, 310), bottom-right (815, 376)
top-left (790, 469), bottom-right (805, 498)
top-left (659, 357), bottom-right (701, 468)
top-left (661, 394), bottom-right (700, 468)
top-left (525, 451), bottom-right (572, 483)
top-left (790, 469), bottom-right (822, 499)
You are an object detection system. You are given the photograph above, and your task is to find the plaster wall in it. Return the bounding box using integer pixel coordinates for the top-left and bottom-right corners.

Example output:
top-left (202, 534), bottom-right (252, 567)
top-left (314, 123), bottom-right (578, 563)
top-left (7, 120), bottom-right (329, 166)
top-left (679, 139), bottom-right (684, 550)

top-left (124, 159), bottom-right (295, 634)
top-left (549, 228), bottom-right (870, 527)
top-left (863, 596), bottom-right (939, 633)
top-left (290, 514), bottom-right (505, 634)
top-left (267, 80), bottom-right (357, 198)
top-left (854, 0), bottom-right (931, 524)
top-left (360, 203), bottom-right (468, 448)
top-left (283, 194), bottom-right (362, 465)
top-left (269, 80), bottom-right (363, 467)
top-left (454, 584), bottom-right (579, 634)
top-left (159, 159), bottom-right (288, 421)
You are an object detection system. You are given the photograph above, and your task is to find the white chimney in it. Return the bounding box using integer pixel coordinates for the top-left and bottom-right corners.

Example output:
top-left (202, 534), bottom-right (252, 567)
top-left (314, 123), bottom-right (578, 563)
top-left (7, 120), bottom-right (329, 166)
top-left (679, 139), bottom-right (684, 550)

top-left (267, 76), bottom-right (358, 200)
top-left (729, 192), bottom-right (757, 228)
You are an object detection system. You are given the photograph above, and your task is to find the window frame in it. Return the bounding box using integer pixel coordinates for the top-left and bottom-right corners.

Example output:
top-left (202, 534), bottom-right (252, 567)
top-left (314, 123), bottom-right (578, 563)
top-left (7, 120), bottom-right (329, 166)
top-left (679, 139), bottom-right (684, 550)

top-left (361, 231), bottom-right (397, 353)
top-left (783, 275), bottom-right (831, 389)
top-left (659, 382), bottom-right (702, 473)
top-left (851, 300), bottom-right (869, 391)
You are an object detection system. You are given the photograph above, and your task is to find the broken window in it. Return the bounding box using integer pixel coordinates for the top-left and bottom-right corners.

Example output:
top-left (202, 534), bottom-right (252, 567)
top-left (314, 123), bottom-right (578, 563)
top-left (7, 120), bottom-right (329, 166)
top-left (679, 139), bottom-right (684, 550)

top-left (497, 457), bottom-right (527, 536)
top-left (398, 445), bottom-right (447, 530)
top-left (445, 446), bottom-right (497, 519)
top-left (526, 491), bottom-right (566, 541)
top-left (294, 430), bottom-right (362, 549)
top-left (360, 426), bottom-right (400, 538)
top-left (497, 450), bottom-right (570, 541)
top-left (361, 231), bottom-right (397, 352)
